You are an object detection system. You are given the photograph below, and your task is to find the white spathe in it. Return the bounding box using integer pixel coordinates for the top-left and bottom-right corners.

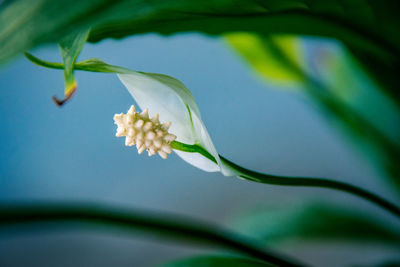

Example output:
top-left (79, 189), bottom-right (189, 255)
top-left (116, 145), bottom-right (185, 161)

top-left (118, 71), bottom-right (236, 175)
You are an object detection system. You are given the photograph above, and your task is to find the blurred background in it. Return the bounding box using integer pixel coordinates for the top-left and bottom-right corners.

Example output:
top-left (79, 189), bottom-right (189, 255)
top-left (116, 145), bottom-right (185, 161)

top-left (0, 33), bottom-right (399, 266)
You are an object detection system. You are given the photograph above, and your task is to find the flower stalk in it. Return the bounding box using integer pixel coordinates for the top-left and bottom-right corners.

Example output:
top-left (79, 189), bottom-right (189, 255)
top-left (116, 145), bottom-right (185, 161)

top-left (171, 140), bottom-right (400, 219)
top-left (26, 52), bottom-right (400, 220)
top-left (114, 104), bottom-right (400, 219)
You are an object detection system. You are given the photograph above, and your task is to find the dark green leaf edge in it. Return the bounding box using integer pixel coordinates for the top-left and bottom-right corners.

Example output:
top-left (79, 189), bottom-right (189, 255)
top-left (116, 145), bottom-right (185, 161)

top-left (0, 202), bottom-right (304, 267)
top-left (229, 201), bottom-right (400, 246)
top-left (159, 254), bottom-right (271, 267)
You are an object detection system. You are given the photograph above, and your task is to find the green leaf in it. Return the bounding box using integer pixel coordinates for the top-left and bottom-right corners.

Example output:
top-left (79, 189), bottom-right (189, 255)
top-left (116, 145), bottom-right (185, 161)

top-left (0, 202), bottom-right (303, 267)
top-left (160, 255), bottom-right (271, 267)
top-left (1, 0), bottom-right (399, 65)
top-left (306, 40), bottom-right (400, 189)
top-left (3, 0), bottom-right (400, 106)
top-left (374, 260), bottom-right (400, 267)
top-left (225, 33), bottom-right (304, 85)
top-left (59, 29), bottom-right (90, 88)
top-left (54, 29), bottom-right (90, 105)
top-left (231, 201), bottom-right (400, 245)
top-left (226, 33), bottom-right (400, 192)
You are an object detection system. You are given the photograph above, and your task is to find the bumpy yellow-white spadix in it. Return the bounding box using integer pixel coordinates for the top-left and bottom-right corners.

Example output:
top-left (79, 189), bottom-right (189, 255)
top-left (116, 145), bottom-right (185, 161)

top-left (114, 105), bottom-right (176, 159)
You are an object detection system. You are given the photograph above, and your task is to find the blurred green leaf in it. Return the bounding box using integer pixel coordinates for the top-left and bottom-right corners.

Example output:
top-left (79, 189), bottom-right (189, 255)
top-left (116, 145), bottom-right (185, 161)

top-left (53, 29), bottom-right (90, 105)
top-left (373, 260), bottom-right (400, 267)
top-left (1, 0), bottom-right (399, 67)
top-left (227, 33), bottom-right (400, 193)
top-left (160, 255), bottom-right (271, 267)
top-left (305, 40), bottom-right (400, 188)
top-left (231, 201), bottom-right (400, 245)
top-left (226, 33), bottom-right (304, 85)
top-left (0, 202), bottom-right (304, 266)
top-left (309, 41), bottom-right (400, 143)
top-left (3, 0), bottom-right (400, 110)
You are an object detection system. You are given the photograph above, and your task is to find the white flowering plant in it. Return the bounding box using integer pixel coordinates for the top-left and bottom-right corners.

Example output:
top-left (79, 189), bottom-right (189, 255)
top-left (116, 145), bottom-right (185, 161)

top-left (12, 30), bottom-right (400, 264)
top-left (2, 1), bottom-right (400, 266)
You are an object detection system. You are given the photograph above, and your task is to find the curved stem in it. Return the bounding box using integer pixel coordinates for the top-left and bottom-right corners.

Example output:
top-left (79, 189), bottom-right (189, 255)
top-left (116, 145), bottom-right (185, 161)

top-left (25, 52), bottom-right (66, 69)
top-left (170, 141), bottom-right (400, 219)
top-left (24, 53), bottom-right (400, 218)
top-left (221, 156), bottom-right (400, 218)
top-left (0, 202), bottom-right (305, 267)
top-left (24, 52), bottom-right (131, 74)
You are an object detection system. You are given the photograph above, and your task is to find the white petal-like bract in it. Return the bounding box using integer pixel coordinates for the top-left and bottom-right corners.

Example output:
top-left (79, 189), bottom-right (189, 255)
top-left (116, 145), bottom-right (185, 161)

top-left (118, 72), bottom-right (236, 175)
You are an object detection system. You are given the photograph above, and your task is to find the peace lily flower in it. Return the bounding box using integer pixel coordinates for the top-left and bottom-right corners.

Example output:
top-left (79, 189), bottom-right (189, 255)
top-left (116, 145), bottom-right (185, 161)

top-left (24, 51), bottom-right (236, 175)
top-left (24, 51), bottom-right (400, 220)
top-left (116, 71), bottom-right (237, 176)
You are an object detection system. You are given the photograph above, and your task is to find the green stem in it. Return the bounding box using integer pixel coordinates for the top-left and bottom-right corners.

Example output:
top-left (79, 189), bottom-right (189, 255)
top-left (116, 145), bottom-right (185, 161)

top-left (171, 141), bottom-right (217, 164)
top-left (0, 202), bottom-right (305, 267)
top-left (25, 52), bottom-right (65, 70)
top-left (170, 141), bottom-right (400, 219)
top-left (25, 52), bottom-right (400, 218)
top-left (24, 52), bottom-right (131, 73)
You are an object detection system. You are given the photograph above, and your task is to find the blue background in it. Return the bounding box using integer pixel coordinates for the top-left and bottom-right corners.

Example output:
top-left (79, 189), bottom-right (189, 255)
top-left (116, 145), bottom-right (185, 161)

top-left (0, 34), bottom-right (398, 266)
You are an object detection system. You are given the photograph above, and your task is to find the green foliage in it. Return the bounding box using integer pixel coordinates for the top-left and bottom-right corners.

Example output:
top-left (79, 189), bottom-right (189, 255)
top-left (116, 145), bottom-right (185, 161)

top-left (3, 0), bottom-right (399, 116)
top-left (160, 255), bottom-right (271, 267)
top-left (226, 33), bottom-right (304, 85)
top-left (55, 29), bottom-right (90, 105)
top-left (227, 33), bottom-right (400, 193)
top-left (231, 201), bottom-right (400, 245)
top-left (0, 203), bottom-right (304, 266)
top-left (58, 29), bottom-right (90, 86)
top-left (3, 1), bottom-right (400, 265)
top-left (1, 0), bottom-right (399, 66)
